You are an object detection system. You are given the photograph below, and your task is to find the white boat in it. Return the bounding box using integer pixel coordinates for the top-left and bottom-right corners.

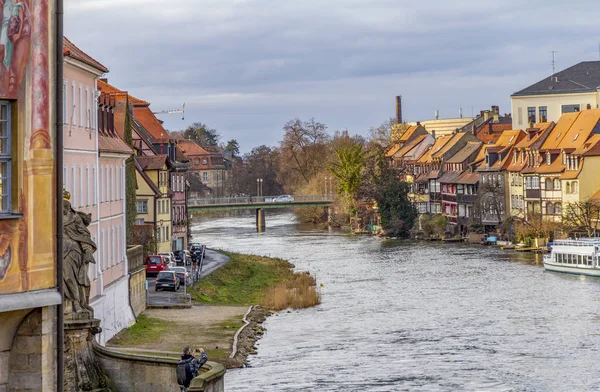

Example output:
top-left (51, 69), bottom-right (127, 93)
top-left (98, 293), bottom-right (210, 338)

top-left (543, 238), bottom-right (600, 276)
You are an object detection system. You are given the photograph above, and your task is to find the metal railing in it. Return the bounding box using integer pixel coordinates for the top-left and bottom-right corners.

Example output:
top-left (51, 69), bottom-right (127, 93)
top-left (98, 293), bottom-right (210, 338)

top-left (188, 194), bottom-right (334, 206)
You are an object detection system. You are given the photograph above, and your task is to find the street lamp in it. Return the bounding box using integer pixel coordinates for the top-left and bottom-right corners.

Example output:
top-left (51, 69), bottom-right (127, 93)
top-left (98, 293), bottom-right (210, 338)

top-left (256, 178), bottom-right (263, 197)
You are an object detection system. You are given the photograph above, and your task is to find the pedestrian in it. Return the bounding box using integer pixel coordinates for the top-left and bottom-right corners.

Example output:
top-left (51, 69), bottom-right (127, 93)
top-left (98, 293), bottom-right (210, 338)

top-left (176, 346), bottom-right (207, 392)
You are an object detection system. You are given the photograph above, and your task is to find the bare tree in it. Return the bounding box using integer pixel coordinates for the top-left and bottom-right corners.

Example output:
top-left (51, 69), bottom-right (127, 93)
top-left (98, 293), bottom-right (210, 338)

top-left (473, 179), bottom-right (504, 230)
top-left (563, 200), bottom-right (600, 237)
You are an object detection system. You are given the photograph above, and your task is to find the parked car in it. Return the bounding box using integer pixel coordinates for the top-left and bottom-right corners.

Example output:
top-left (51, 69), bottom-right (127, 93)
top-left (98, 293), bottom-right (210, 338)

top-left (158, 252), bottom-right (176, 267)
top-left (174, 250), bottom-right (191, 266)
top-left (145, 255), bottom-right (169, 276)
top-left (273, 195), bottom-right (294, 203)
top-left (170, 266), bottom-right (191, 285)
top-left (155, 270), bottom-right (180, 292)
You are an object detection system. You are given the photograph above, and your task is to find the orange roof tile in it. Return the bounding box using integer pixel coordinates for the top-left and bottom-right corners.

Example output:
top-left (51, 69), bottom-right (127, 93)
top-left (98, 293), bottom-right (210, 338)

top-left (541, 112), bottom-right (581, 150)
top-left (557, 108), bottom-right (600, 150)
top-left (97, 80), bottom-right (150, 106)
top-left (432, 133), bottom-right (463, 159)
top-left (98, 135), bottom-right (133, 155)
top-left (393, 135), bottom-right (428, 159)
top-left (137, 155), bottom-right (169, 171)
top-left (133, 107), bottom-right (170, 141)
top-left (177, 140), bottom-right (211, 156)
top-left (385, 144), bottom-right (402, 157)
top-left (399, 125), bottom-right (420, 142)
top-left (63, 37), bottom-right (109, 73)
top-left (417, 136), bottom-right (451, 163)
top-left (535, 155), bottom-right (564, 174)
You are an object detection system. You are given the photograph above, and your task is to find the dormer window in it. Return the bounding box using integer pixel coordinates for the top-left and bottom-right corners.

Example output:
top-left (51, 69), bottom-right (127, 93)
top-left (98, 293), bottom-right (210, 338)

top-left (555, 132), bottom-right (561, 140)
top-left (562, 152), bottom-right (566, 165)
top-left (546, 153), bottom-right (551, 165)
top-left (513, 152), bottom-right (517, 163)
top-left (509, 136), bottom-right (515, 143)
top-left (573, 134), bottom-right (579, 141)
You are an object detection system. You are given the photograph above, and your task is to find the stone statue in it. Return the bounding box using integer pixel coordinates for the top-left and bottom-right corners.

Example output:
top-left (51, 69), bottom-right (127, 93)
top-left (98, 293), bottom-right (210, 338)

top-left (62, 195), bottom-right (97, 318)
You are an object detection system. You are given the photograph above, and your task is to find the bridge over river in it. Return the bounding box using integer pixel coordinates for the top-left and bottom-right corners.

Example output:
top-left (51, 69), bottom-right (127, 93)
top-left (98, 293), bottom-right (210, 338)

top-left (188, 194), bottom-right (334, 230)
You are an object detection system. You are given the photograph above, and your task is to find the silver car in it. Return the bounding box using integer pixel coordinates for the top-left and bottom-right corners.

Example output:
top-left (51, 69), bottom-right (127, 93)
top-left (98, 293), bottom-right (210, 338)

top-left (273, 195), bottom-right (294, 203)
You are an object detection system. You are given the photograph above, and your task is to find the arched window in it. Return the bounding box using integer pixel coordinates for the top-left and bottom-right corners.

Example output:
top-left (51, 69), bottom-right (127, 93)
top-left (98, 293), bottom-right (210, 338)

top-left (566, 182), bottom-right (571, 194)
top-left (545, 178), bottom-right (552, 190)
top-left (534, 201), bottom-right (541, 214)
top-left (572, 181), bottom-right (578, 193)
top-left (555, 203), bottom-right (562, 215)
top-left (553, 179), bottom-right (560, 190)
top-left (546, 203), bottom-right (554, 215)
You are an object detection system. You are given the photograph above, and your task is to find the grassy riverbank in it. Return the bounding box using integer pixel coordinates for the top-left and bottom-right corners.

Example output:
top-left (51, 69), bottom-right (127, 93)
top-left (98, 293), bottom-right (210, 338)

top-left (107, 251), bottom-right (320, 367)
top-left (189, 251), bottom-right (321, 310)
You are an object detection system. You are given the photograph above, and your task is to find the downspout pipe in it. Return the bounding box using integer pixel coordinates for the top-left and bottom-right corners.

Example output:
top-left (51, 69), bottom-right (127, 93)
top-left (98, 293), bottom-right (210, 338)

top-left (55, 0), bottom-right (64, 390)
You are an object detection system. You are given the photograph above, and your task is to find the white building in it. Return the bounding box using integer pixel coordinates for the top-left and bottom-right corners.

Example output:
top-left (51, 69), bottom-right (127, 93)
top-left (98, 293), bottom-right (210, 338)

top-left (511, 61), bottom-right (600, 130)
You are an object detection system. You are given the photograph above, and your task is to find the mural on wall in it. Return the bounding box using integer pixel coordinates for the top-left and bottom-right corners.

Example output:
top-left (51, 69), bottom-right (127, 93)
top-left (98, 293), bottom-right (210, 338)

top-left (0, 0), bottom-right (32, 98)
top-left (0, 0), bottom-right (54, 295)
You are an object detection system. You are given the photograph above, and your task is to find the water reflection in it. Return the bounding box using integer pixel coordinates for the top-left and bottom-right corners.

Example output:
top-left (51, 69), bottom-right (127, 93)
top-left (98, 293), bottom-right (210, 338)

top-left (192, 212), bottom-right (600, 392)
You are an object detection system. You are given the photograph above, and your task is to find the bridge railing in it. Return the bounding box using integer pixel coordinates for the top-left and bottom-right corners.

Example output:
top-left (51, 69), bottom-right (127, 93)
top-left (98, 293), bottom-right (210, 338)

top-left (188, 194), bottom-right (334, 206)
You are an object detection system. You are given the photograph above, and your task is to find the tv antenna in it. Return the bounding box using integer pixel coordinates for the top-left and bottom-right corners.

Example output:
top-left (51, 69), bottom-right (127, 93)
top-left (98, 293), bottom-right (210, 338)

top-left (153, 103), bottom-right (185, 120)
top-left (550, 50), bottom-right (558, 77)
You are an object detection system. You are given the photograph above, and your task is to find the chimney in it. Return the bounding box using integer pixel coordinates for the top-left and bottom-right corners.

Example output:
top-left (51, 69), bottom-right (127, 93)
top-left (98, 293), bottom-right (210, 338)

top-left (483, 110), bottom-right (491, 121)
top-left (431, 130), bottom-right (436, 139)
top-left (492, 105), bottom-right (500, 122)
top-left (395, 96), bottom-right (403, 124)
top-left (100, 78), bottom-right (108, 83)
top-left (416, 121), bottom-right (421, 126)
top-left (435, 109), bottom-right (439, 120)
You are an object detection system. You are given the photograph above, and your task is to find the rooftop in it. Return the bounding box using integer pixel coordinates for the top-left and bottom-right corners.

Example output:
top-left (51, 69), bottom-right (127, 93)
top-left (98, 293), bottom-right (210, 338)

top-left (512, 61), bottom-right (600, 97)
top-left (63, 37), bottom-right (109, 73)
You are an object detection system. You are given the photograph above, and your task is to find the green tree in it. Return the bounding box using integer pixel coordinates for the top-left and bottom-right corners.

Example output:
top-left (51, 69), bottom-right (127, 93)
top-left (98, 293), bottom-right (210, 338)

top-left (362, 150), bottom-right (417, 238)
top-left (124, 104), bottom-right (138, 244)
top-left (329, 142), bottom-right (366, 213)
top-left (224, 139), bottom-right (240, 156)
top-left (183, 122), bottom-right (220, 147)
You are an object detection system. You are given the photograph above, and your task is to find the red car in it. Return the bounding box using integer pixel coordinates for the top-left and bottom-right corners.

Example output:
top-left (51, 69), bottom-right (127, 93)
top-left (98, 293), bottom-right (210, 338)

top-left (145, 255), bottom-right (169, 276)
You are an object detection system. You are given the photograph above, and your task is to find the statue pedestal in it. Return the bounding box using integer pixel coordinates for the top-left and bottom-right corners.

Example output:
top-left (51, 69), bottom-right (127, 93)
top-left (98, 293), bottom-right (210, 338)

top-left (64, 317), bottom-right (113, 392)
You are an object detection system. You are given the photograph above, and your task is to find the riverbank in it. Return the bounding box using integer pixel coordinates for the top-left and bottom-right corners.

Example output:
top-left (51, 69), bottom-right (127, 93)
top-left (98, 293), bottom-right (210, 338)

top-left (107, 251), bottom-right (319, 368)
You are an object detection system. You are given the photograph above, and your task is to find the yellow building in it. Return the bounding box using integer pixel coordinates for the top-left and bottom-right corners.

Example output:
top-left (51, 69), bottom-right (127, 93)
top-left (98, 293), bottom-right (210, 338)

top-left (0, 2), bottom-right (61, 390)
top-left (135, 155), bottom-right (173, 253)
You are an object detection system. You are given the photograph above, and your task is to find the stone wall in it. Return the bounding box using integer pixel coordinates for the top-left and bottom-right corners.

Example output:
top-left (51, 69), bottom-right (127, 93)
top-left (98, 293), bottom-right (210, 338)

top-left (94, 344), bottom-right (225, 392)
top-left (127, 245), bottom-right (146, 318)
top-left (6, 307), bottom-right (57, 392)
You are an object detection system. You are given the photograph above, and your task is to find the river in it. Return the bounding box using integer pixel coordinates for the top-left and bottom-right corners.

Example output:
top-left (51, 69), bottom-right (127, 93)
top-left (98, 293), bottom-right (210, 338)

top-left (192, 211), bottom-right (600, 392)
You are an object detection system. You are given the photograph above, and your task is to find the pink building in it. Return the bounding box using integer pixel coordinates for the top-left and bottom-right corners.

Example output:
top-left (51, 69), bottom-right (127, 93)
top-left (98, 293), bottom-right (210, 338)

top-left (63, 38), bottom-right (135, 345)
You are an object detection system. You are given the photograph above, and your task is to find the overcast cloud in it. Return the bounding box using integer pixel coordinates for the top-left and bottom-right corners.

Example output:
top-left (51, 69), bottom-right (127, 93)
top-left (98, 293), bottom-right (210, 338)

top-left (65, 0), bottom-right (600, 153)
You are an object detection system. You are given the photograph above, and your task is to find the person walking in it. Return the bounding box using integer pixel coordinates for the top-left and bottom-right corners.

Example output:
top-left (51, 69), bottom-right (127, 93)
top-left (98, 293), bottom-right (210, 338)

top-left (176, 346), bottom-right (207, 392)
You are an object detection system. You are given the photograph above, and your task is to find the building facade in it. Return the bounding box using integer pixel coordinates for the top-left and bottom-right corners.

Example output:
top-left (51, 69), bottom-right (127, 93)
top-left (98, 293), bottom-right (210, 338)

top-left (0, 2), bottom-right (61, 390)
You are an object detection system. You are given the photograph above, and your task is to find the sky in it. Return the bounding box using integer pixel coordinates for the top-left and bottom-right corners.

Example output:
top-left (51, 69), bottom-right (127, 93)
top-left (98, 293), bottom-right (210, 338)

top-left (65, 0), bottom-right (600, 154)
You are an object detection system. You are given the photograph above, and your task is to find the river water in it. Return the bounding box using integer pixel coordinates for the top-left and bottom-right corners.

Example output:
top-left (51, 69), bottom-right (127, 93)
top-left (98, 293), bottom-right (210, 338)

top-left (192, 212), bottom-right (600, 392)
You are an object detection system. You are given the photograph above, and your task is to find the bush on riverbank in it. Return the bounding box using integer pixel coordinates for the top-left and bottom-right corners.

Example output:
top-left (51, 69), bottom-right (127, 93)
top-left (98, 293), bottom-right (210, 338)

top-left (264, 272), bottom-right (321, 310)
top-left (190, 252), bottom-right (321, 310)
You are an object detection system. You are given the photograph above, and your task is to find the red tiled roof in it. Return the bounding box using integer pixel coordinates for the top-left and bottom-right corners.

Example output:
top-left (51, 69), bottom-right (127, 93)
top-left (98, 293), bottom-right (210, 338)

top-left (63, 37), bottom-right (109, 73)
top-left (133, 107), bottom-right (170, 141)
top-left (98, 135), bottom-right (133, 155)
top-left (97, 80), bottom-right (150, 106)
top-left (177, 140), bottom-right (211, 156)
top-left (137, 155), bottom-right (168, 171)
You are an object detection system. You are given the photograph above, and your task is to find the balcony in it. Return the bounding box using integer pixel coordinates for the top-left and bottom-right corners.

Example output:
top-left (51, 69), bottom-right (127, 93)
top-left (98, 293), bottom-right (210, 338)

top-left (441, 194), bottom-right (457, 203)
top-left (457, 194), bottom-right (476, 204)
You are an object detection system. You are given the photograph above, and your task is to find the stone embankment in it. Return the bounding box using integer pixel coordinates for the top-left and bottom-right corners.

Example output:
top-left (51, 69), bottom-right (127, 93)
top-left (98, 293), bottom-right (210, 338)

top-left (228, 306), bottom-right (272, 368)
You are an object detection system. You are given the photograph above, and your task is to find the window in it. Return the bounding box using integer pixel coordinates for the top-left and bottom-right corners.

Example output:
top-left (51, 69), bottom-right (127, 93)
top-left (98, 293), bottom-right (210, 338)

top-left (135, 218), bottom-right (145, 225)
top-left (0, 102), bottom-right (11, 213)
top-left (202, 158), bottom-right (208, 165)
top-left (71, 166), bottom-right (76, 206)
top-left (78, 85), bottom-right (82, 126)
top-left (63, 79), bottom-right (68, 124)
top-left (78, 165), bottom-right (83, 207)
top-left (546, 203), bottom-right (554, 215)
top-left (202, 172), bottom-right (208, 181)
top-left (157, 227), bottom-right (161, 242)
top-left (85, 87), bottom-right (89, 128)
top-left (71, 83), bottom-right (75, 125)
top-left (137, 200), bottom-right (148, 214)
top-left (553, 179), bottom-right (560, 190)
top-left (566, 182), bottom-right (571, 193)
top-left (572, 181), bottom-right (578, 193)
top-left (555, 203), bottom-right (562, 215)
top-left (85, 166), bottom-right (90, 206)
top-left (539, 106), bottom-right (547, 121)
top-left (561, 104), bottom-right (580, 113)
top-left (545, 178), bottom-right (552, 190)
top-left (92, 167), bottom-right (97, 205)
top-left (546, 153), bottom-right (551, 165)
top-left (527, 107), bottom-right (536, 123)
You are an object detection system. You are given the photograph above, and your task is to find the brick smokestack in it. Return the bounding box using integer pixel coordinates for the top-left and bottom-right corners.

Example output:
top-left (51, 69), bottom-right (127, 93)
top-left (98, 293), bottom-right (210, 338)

top-left (396, 95), bottom-right (402, 124)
